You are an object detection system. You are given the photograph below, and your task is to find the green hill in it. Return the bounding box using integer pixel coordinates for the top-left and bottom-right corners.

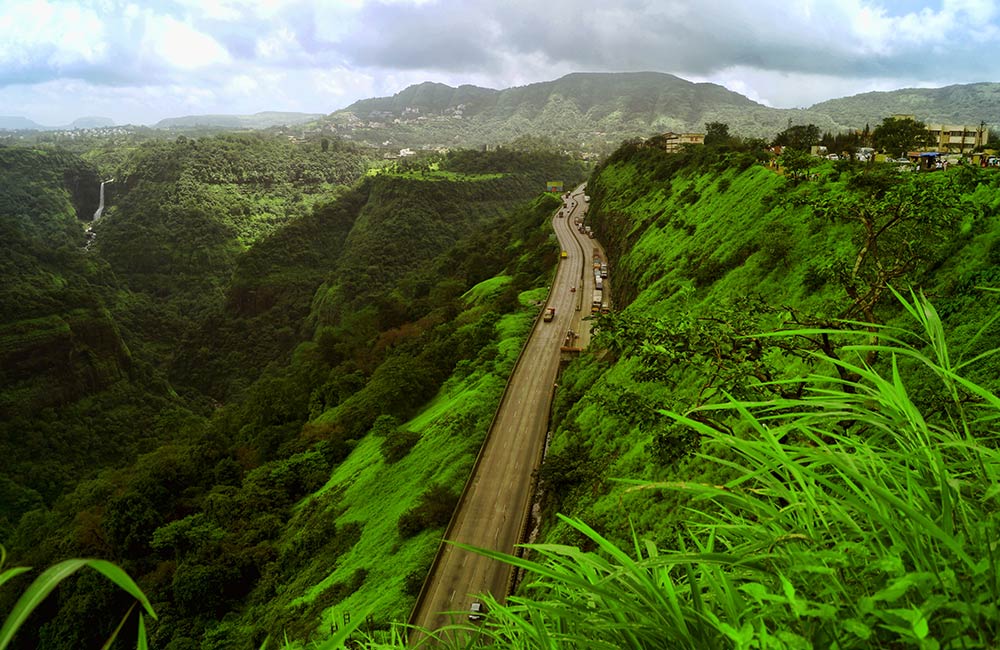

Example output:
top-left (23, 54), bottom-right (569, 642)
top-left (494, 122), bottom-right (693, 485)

top-left (328, 72), bottom-right (850, 152)
top-left (519, 141), bottom-right (1000, 648)
top-left (0, 141), bottom-right (586, 648)
top-left (809, 82), bottom-right (1000, 130)
top-left (153, 111), bottom-right (325, 130)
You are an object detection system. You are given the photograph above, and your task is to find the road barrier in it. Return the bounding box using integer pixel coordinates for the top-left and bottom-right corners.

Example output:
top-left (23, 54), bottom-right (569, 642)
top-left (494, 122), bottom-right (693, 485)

top-left (406, 197), bottom-right (581, 640)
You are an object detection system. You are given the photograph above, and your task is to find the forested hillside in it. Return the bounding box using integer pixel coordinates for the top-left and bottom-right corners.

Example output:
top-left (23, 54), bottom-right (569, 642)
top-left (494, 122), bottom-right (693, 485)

top-left (545, 141), bottom-right (1000, 537)
top-left (808, 82), bottom-right (1000, 130)
top-left (327, 72), bottom-right (849, 152)
top-left (512, 141), bottom-right (1000, 647)
top-left (0, 136), bottom-right (586, 648)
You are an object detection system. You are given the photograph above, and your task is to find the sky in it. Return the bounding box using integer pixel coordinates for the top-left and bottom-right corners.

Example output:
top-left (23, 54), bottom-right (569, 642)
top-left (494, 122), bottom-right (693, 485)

top-left (2, 0), bottom-right (1000, 126)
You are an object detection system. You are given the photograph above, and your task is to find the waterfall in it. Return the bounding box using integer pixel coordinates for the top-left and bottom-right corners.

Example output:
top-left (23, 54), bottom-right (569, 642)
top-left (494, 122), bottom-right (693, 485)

top-left (85, 179), bottom-right (112, 249)
top-left (93, 180), bottom-right (107, 221)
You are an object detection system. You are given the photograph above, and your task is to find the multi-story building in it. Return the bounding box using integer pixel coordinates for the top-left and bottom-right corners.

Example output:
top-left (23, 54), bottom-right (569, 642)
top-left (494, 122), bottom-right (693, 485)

top-left (647, 131), bottom-right (706, 152)
top-left (926, 124), bottom-right (989, 153)
top-left (892, 114), bottom-right (989, 153)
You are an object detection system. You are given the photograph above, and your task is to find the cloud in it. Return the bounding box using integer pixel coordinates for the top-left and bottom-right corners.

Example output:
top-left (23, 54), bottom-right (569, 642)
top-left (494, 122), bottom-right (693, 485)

top-left (141, 14), bottom-right (232, 70)
top-left (2, 0), bottom-right (1000, 124)
top-left (0, 0), bottom-right (107, 83)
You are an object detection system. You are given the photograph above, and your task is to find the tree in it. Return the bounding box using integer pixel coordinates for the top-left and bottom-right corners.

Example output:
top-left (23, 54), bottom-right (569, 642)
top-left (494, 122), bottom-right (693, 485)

top-left (704, 122), bottom-right (731, 147)
top-left (772, 124), bottom-right (820, 151)
top-left (778, 147), bottom-right (812, 180)
top-left (872, 116), bottom-right (933, 157)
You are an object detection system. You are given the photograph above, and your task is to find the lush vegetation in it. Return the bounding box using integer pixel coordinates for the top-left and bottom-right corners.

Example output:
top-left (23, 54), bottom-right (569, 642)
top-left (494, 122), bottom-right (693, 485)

top-left (7, 119), bottom-right (1000, 649)
top-left (326, 72), bottom-right (855, 152)
top-left (0, 135), bottom-right (585, 649)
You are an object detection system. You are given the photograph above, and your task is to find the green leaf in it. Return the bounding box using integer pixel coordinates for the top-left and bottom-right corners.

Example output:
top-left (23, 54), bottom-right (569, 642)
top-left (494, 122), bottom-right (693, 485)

top-left (843, 618), bottom-right (872, 639)
top-left (0, 558), bottom-right (155, 650)
top-left (0, 567), bottom-right (31, 590)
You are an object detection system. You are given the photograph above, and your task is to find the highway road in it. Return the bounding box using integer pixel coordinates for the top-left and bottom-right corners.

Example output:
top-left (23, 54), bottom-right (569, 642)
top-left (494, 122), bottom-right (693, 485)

top-left (408, 186), bottom-right (607, 644)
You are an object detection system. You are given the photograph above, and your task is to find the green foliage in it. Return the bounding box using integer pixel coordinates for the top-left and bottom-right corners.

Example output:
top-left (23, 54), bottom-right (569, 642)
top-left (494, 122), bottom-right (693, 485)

top-left (0, 548), bottom-right (155, 650)
top-left (395, 291), bottom-right (1000, 650)
top-left (872, 116), bottom-right (934, 157)
top-left (397, 485), bottom-right (459, 539)
top-left (777, 147), bottom-right (812, 179)
top-left (1, 135), bottom-right (574, 648)
top-left (772, 123), bottom-right (820, 150)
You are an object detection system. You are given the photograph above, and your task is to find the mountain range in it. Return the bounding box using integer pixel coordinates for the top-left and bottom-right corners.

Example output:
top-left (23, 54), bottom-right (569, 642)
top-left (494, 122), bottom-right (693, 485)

top-left (321, 72), bottom-right (1000, 151)
top-left (0, 115), bottom-right (115, 130)
top-left (152, 111), bottom-right (324, 129)
top-left (5, 72), bottom-right (999, 148)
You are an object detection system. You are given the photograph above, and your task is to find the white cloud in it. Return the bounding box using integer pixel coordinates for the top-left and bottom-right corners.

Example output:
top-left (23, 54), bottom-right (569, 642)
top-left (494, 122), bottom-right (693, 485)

top-left (142, 14), bottom-right (231, 69)
top-left (255, 26), bottom-right (301, 61)
top-left (2, 0), bottom-right (1000, 125)
top-left (0, 0), bottom-right (107, 68)
top-left (225, 74), bottom-right (260, 95)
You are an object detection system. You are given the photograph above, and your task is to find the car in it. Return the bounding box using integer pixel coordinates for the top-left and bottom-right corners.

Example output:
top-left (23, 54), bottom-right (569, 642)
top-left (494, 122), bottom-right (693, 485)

top-left (570, 286), bottom-right (576, 292)
top-left (469, 601), bottom-right (485, 621)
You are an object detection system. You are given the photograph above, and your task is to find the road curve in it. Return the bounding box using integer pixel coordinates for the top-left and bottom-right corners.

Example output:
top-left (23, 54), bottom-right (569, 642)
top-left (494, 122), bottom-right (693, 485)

top-left (408, 186), bottom-right (603, 643)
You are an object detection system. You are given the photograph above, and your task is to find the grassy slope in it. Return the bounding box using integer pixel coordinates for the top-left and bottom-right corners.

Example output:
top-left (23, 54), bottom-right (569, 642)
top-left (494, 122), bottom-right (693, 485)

top-left (201, 285), bottom-right (546, 643)
top-left (541, 154), bottom-right (1000, 546)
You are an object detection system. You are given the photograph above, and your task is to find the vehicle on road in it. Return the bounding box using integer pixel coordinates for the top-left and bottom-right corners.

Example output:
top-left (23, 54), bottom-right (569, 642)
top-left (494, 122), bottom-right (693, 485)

top-left (543, 307), bottom-right (556, 322)
top-left (560, 250), bottom-right (568, 258)
top-left (469, 601), bottom-right (485, 621)
top-left (570, 286), bottom-right (576, 292)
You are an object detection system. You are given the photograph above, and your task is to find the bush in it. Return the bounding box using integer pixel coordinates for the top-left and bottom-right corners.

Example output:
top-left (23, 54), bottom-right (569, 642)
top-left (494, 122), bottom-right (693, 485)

top-left (397, 484), bottom-right (459, 538)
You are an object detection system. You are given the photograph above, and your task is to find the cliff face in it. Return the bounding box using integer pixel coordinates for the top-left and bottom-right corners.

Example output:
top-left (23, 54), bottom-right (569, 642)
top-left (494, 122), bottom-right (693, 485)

top-left (63, 164), bottom-right (101, 222)
top-left (0, 147), bottom-right (127, 416)
top-left (0, 309), bottom-right (131, 417)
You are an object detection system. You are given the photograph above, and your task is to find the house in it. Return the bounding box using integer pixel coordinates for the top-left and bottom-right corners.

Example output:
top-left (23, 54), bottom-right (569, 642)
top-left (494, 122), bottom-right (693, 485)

top-left (647, 132), bottom-right (705, 152)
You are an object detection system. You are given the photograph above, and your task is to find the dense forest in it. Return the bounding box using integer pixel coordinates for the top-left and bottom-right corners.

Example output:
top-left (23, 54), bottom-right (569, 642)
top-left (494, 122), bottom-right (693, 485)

top-left (5, 124), bottom-right (1000, 649)
top-left (0, 134), bottom-right (585, 648)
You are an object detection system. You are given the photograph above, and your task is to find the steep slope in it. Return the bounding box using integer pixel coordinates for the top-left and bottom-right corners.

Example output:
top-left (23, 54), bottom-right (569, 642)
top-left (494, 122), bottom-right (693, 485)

top-left (0, 146), bottom-right (127, 418)
top-left (539, 142), bottom-right (1000, 548)
top-left (2, 148), bottom-right (586, 649)
top-left (92, 133), bottom-right (369, 398)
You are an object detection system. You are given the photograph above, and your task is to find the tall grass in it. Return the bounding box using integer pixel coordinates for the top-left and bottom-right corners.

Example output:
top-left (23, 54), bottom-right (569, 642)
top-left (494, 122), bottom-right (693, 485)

top-left (7, 289), bottom-right (1000, 649)
top-left (424, 288), bottom-right (1000, 649)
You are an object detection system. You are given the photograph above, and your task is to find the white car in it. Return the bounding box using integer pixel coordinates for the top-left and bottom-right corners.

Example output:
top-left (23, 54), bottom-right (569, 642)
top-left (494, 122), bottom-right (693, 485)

top-left (469, 601), bottom-right (485, 621)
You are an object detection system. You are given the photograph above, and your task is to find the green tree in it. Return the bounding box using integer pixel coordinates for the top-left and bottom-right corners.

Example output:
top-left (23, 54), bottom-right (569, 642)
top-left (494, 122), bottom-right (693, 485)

top-left (872, 116), bottom-right (933, 157)
top-left (778, 147), bottom-right (812, 180)
top-left (772, 123), bottom-right (820, 151)
top-left (703, 122), bottom-right (731, 147)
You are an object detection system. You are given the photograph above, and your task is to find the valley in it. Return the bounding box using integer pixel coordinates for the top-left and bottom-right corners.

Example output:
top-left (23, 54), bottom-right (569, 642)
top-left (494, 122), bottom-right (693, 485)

top-left (2, 76), bottom-right (1000, 649)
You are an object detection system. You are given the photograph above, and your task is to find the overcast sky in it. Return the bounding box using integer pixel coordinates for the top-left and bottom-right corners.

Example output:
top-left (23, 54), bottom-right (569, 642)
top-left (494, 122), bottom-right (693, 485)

top-left (3, 0), bottom-right (1000, 126)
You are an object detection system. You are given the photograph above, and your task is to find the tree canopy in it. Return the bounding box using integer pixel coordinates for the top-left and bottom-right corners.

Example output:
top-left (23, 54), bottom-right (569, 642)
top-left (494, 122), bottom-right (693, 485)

top-left (872, 116), bottom-right (933, 157)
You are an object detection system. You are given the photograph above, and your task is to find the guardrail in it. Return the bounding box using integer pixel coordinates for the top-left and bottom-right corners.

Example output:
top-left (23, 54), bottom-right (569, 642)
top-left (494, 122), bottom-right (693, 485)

top-left (406, 198), bottom-right (576, 639)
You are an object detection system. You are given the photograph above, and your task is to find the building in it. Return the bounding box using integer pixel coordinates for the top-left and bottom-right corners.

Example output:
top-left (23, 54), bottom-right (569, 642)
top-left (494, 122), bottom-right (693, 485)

top-left (925, 123), bottom-right (989, 153)
top-left (647, 132), bottom-right (706, 152)
top-left (890, 114), bottom-right (989, 153)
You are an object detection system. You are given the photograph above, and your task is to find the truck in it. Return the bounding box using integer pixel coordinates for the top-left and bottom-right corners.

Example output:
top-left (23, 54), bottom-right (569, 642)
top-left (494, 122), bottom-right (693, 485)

top-left (591, 291), bottom-right (602, 313)
top-left (543, 307), bottom-right (556, 322)
top-left (601, 263), bottom-right (608, 278)
top-left (595, 276), bottom-right (603, 291)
